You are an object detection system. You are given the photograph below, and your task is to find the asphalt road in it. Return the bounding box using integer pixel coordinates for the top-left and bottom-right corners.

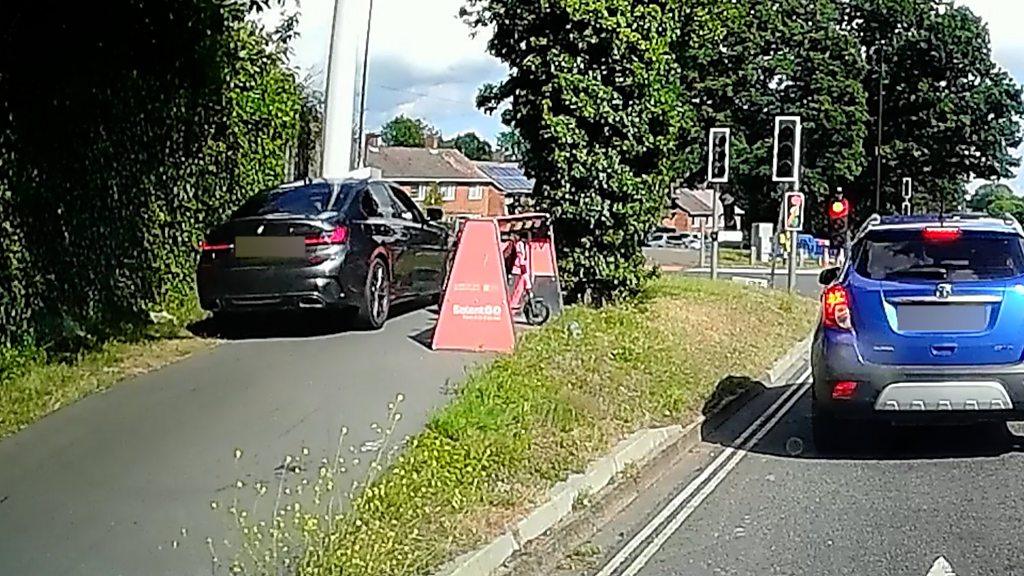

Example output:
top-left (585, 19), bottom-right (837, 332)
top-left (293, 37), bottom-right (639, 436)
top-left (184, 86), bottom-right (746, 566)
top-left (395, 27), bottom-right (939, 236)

top-left (559, 359), bottom-right (1024, 576)
top-left (0, 307), bottom-right (475, 576)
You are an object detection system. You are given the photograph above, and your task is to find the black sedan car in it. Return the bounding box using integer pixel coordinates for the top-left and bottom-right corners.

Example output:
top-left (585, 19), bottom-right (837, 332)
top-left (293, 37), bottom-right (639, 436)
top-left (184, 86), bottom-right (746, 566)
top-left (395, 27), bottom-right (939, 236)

top-left (197, 178), bottom-right (450, 329)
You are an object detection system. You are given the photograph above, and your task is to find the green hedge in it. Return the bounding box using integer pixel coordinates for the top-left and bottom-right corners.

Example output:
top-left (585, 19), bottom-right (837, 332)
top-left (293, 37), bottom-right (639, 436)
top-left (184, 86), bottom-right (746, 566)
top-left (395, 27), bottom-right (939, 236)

top-left (0, 1), bottom-right (307, 355)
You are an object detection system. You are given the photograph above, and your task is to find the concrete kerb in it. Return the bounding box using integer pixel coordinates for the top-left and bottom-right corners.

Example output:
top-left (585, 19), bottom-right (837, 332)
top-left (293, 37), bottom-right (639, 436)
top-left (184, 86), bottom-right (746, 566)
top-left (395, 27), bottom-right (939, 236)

top-left (432, 335), bottom-right (811, 576)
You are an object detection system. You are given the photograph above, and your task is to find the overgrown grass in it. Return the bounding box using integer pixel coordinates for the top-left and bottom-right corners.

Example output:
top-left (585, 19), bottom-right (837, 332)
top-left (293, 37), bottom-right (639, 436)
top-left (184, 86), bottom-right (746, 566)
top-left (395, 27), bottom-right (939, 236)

top-left (291, 277), bottom-right (816, 576)
top-left (0, 330), bottom-right (213, 440)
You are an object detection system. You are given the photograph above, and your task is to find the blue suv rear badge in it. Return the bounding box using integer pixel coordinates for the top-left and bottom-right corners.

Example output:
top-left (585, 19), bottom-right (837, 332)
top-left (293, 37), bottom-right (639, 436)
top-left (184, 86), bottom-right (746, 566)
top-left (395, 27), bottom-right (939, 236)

top-left (935, 283), bottom-right (953, 299)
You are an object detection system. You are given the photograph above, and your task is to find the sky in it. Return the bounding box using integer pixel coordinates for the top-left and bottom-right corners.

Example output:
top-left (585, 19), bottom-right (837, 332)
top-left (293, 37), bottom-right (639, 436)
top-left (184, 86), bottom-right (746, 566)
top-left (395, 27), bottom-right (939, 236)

top-left (267, 0), bottom-right (1024, 189)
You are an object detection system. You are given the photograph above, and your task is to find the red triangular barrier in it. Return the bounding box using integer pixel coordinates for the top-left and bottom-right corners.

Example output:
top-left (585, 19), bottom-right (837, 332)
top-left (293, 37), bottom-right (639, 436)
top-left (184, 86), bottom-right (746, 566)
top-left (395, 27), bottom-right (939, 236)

top-left (432, 219), bottom-right (516, 353)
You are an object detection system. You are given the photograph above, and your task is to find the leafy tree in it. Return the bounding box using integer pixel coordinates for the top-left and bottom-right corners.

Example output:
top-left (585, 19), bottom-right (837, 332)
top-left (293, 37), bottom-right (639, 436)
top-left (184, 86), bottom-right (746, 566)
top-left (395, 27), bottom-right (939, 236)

top-left (449, 132), bottom-right (494, 161)
top-left (423, 183), bottom-right (444, 207)
top-left (380, 115), bottom-right (435, 147)
top-left (467, 0), bottom-right (697, 303)
top-left (679, 0), bottom-right (868, 234)
top-left (969, 182), bottom-right (1015, 211)
top-left (496, 129), bottom-right (527, 161)
top-left (843, 0), bottom-right (1024, 215)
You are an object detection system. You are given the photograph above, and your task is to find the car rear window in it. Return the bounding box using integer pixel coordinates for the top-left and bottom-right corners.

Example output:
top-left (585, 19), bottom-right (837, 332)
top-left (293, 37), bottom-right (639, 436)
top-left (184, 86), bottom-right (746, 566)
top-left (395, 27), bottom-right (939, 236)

top-left (854, 229), bottom-right (1024, 281)
top-left (233, 183), bottom-right (356, 218)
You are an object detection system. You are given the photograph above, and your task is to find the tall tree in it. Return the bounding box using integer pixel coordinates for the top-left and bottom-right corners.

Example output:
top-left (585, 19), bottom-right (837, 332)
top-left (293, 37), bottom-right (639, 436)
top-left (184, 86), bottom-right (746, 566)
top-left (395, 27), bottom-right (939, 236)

top-left (969, 182), bottom-right (1016, 211)
top-left (496, 129), bottom-right (527, 161)
top-left (678, 0), bottom-right (868, 234)
top-left (449, 132), bottom-right (494, 160)
top-left (467, 0), bottom-right (698, 302)
top-left (843, 0), bottom-right (1024, 215)
top-left (380, 115), bottom-right (435, 147)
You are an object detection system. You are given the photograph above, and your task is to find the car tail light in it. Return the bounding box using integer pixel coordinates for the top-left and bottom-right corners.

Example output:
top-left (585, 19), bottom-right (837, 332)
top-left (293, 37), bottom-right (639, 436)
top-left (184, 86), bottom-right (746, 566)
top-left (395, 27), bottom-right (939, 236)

top-left (831, 381), bottom-right (858, 400)
top-left (922, 227), bottom-right (961, 243)
top-left (199, 240), bottom-right (232, 252)
top-left (823, 284), bottom-right (852, 330)
top-left (305, 226), bottom-right (349, 247)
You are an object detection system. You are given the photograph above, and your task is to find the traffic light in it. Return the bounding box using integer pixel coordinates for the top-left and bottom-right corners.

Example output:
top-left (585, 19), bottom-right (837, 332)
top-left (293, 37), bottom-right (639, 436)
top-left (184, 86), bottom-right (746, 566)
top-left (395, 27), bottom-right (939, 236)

top-left (901, 177), bottom-right (913, 215)
top-left (773, 117), bottom-right (801, 183)
top-left (721, 191), bottom-right (737, 229)
top-left (784, 191), bottom-right (805, 231)
top-left (828, 195), bottom-right (851, 249)
top-left (707, 128), bottom-right (730, 183)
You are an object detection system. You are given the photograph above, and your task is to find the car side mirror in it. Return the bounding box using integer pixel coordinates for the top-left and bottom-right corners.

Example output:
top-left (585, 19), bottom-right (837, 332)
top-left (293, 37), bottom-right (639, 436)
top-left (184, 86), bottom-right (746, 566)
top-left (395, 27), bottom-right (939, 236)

top-left (426, 207), bottom-right (444, 222)
top-left (819, 267), bottom-right (841, 286)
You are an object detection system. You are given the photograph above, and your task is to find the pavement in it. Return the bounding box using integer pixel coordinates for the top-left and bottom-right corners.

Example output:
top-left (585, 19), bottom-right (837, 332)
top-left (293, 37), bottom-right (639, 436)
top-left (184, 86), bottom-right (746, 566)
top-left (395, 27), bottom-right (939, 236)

top-left (0, 306), bottom-right (476, 576)
top-left (551, 358), bottom-right (1024, 576)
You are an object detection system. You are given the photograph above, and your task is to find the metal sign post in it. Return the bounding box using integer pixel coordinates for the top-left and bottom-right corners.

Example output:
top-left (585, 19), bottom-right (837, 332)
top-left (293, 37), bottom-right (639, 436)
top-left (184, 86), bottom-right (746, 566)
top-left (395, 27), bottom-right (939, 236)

top-left (711, 187), bottom-right (720, 280)
top-left (902, 177), bottom-right (913, 215)
top-left (784, 190), bottom-right (805, 293)
top-left (773, 116), bottom-right (803, 293)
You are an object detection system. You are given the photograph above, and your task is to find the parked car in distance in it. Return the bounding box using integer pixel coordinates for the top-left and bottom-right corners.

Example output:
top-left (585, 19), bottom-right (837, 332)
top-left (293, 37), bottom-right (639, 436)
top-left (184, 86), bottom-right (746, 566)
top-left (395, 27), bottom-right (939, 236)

top-left (812, 213), bottom-right (1024, 449)
top-left (196, 177), bottom-right (450, 329)
top-left (648, 232), bottom-right (672, 248)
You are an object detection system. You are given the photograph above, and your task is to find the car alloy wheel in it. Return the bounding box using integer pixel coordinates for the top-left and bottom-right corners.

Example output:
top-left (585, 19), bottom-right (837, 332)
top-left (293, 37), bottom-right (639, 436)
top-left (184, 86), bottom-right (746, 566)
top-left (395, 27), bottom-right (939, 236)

top-left (369, 260), bottom-right (390, 326)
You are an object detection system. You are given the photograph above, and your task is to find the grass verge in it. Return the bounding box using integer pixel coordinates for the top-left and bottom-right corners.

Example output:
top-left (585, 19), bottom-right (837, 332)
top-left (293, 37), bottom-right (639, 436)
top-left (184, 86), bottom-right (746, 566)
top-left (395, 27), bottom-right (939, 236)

top-left (291, 276), bottom-right (816, 576)
top-left (0, 332), bottom-right (214, 440)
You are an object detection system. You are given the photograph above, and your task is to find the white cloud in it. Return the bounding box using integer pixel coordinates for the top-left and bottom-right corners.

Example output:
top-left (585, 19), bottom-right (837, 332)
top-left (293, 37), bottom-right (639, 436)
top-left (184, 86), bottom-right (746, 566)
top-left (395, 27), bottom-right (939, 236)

top-left (267, 1), bottom-right (1024, 186)
top-left (265, 0), bottom-right (507, 140)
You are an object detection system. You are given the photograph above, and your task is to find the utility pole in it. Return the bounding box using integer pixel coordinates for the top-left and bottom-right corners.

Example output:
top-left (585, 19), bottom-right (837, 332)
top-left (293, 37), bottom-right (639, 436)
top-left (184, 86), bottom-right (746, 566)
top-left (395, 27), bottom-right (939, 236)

top-left (354, 0), bottom-right (376, 168)
top-left (322, 0), bottom-right (370, 177)
top-left (875, 43), bottom-right (885, 212)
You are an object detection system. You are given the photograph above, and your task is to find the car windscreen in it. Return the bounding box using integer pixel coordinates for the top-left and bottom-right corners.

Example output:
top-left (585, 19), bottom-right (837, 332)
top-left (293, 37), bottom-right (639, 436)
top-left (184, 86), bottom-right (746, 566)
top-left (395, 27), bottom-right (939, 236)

top-left (232, 183), bottom-right (355, 218)
top-left (853, 228), bottom-right (1024, 282)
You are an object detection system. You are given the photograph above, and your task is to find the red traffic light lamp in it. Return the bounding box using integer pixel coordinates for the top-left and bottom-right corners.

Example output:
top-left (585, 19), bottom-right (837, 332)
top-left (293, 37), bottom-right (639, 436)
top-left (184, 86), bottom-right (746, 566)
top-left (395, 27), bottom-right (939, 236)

top-left (829, 198), bottom-right (850, 220)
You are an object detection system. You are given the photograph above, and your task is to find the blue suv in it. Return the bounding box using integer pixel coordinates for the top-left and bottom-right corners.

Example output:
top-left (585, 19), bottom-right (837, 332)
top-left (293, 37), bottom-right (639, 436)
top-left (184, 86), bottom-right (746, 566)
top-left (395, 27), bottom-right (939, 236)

top-left (811, 213), bottom-right (1024, 448)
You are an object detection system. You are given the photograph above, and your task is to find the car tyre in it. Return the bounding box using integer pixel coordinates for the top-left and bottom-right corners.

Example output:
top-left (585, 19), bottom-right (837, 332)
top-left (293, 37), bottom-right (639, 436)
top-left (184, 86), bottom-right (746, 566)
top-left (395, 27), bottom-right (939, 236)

top-left (357, 258), bottom-right (391, 330)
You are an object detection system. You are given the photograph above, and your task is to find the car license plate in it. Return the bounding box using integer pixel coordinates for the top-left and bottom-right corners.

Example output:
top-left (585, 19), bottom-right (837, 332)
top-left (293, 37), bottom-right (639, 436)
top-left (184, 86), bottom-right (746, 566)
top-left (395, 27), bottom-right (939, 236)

top-left (234, 236), bottom-right (305, 259)
top-left (896, 304), bottom-right (988, 332)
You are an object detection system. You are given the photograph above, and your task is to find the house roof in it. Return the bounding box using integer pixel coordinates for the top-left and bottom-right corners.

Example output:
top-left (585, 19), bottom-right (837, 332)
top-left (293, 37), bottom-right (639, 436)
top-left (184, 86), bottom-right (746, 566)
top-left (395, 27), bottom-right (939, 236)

top-left (475, 161), bottom-right (535, 194)
top-left (365, 146), bottom-right (491, 181)
top-left (671, 189), bottom-right (745, 216)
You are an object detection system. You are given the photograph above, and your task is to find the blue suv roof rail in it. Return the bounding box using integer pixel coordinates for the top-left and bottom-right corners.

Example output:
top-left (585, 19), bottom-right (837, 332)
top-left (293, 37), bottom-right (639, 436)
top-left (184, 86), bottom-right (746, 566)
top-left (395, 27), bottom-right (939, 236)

top-left (855, 212), bottom-right (1024, 240)
top-left (853, 213), bottom-right (882, 242)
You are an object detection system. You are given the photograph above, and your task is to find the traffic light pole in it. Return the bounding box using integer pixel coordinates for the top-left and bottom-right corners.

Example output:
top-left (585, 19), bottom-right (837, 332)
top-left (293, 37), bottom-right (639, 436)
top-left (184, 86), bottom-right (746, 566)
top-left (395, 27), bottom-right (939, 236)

top-left (787, 181), bottom-right (799, 294)
top-left (710, 184), bottom-right (720, 281)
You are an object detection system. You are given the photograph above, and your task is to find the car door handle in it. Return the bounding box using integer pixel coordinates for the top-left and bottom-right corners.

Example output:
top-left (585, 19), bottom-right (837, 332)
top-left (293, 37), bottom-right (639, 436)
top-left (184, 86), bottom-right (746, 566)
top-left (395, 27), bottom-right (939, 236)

top-left (931, 344), bottom-right (958, 357)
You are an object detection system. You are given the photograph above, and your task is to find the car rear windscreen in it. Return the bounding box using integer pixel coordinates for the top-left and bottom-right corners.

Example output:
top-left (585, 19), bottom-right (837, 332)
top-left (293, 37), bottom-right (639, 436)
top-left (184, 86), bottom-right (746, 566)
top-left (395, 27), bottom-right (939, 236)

top-left (233, 183), bottom-right (354, 218)
top-left (854, 229), bottom-right (1024, 282)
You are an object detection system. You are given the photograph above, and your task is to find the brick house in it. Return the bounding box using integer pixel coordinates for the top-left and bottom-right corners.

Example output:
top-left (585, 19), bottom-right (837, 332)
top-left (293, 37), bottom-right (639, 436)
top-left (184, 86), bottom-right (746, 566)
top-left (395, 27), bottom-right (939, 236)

top-left (662, 189), bottom-right (744, 232)
top-left (474, 161), bottom-right (534, 214)
top-left (365, 145), bottom-right (505, 217)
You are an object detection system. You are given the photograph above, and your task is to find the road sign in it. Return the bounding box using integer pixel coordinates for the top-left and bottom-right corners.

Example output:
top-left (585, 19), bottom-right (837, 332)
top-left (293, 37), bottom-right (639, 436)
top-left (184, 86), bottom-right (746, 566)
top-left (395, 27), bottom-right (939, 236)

top-left (707, 128), bottom-right (730, 183)
top-left (784, 191), bottom-right (805, 231)
top-left (773, 117), bottom-right (802, 183)
top-left (732, 276), bottom-right (769, 288)
top-left (926, 556), bottom-right (956, 576)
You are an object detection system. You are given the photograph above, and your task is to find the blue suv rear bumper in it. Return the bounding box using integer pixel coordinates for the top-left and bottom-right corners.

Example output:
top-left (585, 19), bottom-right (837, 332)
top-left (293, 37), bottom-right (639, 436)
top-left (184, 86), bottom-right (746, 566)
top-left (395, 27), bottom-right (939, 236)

top-left (811, 326), bottom-right (1024, 423)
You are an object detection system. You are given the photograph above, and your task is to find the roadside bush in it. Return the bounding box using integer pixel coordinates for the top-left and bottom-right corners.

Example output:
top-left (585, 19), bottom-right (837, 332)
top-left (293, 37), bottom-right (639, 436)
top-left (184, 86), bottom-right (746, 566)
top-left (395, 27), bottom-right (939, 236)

top-left (0, 1), bottom-right (308, 357)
